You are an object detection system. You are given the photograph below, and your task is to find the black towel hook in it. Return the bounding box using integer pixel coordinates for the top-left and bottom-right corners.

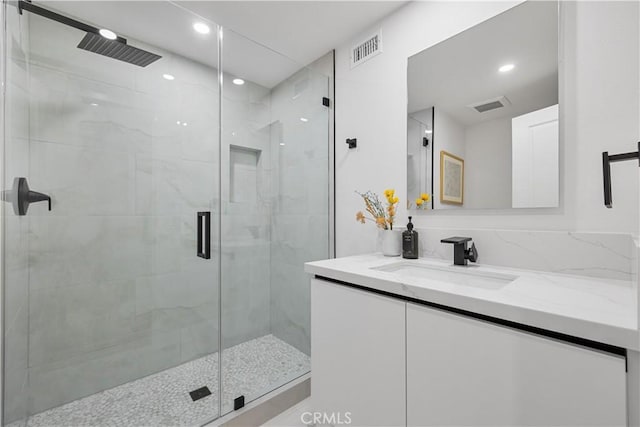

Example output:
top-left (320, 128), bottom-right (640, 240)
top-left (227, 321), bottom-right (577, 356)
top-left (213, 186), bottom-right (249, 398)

top-left (602, 141), bottom-right (640, 208)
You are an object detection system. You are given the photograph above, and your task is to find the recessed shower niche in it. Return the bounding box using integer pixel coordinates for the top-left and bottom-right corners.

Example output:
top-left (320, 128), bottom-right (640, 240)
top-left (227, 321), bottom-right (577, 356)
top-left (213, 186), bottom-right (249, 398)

top-left (230, 145), bottom-right (262, 204)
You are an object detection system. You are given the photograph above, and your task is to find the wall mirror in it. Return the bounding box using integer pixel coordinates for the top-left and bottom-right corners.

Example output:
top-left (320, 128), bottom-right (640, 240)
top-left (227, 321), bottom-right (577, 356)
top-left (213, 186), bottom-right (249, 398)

top-left (407, 1), bottom-right (559, 210)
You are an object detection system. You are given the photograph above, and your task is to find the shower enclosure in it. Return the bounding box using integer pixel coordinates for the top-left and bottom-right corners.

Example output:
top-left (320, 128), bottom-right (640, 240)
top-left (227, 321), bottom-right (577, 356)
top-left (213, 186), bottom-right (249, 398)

top-left (1, 1), bottom-right (331, 425)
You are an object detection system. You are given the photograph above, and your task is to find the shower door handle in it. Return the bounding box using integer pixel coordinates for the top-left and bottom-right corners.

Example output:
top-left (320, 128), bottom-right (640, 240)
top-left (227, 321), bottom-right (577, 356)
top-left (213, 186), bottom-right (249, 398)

top-left (197, 211), bottom-right (211, 259)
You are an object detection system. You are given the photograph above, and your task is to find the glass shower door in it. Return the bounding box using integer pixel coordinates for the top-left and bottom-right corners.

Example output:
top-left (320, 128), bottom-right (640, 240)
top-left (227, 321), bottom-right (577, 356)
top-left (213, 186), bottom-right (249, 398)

top-left (219, 28), bottom-right (330, 415)
top-left (2, 2), bottom-right (222, 425)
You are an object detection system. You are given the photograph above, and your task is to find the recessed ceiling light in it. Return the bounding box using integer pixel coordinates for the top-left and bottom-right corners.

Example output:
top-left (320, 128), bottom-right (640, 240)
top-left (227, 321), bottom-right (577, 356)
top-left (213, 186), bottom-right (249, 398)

top-left (182, 122), bottom-right (188, 127)
top-left (499, 63), bottom-right (515, 73)
top-left (232, 78), bottom-right (245, 85)
top-left (99, 29), bottom-right (117, 40)
top-left (279, 143), bottom-right (285, 146)
top-left (425, 129), bottom-right (432, 134)
top-left (176, 121), bottom-right (181, 125)
top-left (300, 117), bottom-right (308, 122)
top-left (90, 103), bottom-right (98, 107)
top-left (193, 22), bottom-right (210, 35)
top-left (163, 74), bottom-right (175, 81)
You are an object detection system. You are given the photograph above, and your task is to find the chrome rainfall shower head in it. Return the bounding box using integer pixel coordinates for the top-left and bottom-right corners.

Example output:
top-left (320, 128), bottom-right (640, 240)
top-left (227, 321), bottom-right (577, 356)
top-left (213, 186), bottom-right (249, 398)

top-left (77, 33), bottom-right (161, 67)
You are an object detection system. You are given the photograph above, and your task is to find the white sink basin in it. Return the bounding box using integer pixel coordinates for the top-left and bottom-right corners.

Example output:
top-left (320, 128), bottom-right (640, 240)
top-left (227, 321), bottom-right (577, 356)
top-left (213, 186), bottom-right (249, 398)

top-left (371, 262), bottom-right (517, 290)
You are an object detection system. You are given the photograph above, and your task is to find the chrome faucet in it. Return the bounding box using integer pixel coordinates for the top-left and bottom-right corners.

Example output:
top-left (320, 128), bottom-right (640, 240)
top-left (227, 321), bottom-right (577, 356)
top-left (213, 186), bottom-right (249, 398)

top-left (441, 237), bottom-right (478, 266)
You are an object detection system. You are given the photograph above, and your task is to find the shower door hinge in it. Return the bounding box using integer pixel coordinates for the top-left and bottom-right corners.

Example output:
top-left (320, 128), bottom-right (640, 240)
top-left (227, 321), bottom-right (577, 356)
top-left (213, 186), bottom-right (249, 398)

top-left (322, 97), bottom-right (330, 107)
top-left (233, 395), bottom-right (245, 410)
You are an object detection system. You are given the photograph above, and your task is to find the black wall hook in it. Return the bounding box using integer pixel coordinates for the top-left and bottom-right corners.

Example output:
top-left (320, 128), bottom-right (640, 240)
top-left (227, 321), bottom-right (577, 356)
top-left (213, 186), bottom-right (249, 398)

top-left (602, 141), bottom-right (640, 208)
top-left (346, 138), bottom-right (357, 149)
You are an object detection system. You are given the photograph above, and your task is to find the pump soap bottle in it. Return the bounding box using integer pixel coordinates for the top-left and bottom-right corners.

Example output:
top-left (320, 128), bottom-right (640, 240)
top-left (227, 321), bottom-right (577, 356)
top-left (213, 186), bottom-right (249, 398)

top-left (402, 216), bottom-right (419, 259)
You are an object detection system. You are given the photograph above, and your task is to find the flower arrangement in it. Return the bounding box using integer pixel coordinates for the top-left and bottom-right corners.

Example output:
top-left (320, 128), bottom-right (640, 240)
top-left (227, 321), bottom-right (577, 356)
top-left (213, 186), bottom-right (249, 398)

top-left (356, 189), bottom-right (400, 230)
top-left (414, 193), bottom-right (431, 209)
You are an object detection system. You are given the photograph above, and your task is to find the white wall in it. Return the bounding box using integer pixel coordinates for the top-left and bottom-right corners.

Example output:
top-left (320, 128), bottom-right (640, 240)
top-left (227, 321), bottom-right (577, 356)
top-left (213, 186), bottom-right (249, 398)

top-left (335, 1), bottom-right (639, 257)
top-left (464, 117), bottom-right (512, 209)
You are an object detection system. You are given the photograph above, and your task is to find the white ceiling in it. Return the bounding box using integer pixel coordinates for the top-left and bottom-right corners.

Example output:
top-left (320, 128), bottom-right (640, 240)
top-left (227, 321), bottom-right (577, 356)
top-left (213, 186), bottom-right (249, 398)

top-left (37, 1), bottom-right (407, 88)
top-left (408, 1), bottom-right (558, 126)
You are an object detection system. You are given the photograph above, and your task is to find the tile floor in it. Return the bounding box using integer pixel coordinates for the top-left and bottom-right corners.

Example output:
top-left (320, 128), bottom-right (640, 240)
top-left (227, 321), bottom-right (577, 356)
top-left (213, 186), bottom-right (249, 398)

top-left (261, 398), bottom-right (312, 427)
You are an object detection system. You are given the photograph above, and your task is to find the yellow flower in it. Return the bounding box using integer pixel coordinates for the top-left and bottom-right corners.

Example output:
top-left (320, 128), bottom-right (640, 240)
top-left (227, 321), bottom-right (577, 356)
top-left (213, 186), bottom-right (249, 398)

top-left (421, 193), bottom-right (430, 201)
top-left (415, 198), bottom-right (424, 206)
top-left (355, 211), bottom-right (365, 224)
top-left (392, 196), bottom-right (399, 204)
top-left (384, 189), bottom-right (394, 198)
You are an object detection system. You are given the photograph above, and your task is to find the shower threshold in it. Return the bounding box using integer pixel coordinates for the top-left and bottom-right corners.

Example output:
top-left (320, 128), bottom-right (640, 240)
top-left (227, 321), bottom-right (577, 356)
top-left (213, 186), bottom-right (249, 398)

top-left (10, 335), bottom-right (310, 427)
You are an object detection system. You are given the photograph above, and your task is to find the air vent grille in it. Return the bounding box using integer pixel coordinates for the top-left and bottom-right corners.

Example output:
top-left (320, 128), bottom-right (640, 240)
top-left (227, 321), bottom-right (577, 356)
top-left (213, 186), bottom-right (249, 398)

top-left (351, 31), bottom-right (382, 68)
top-left (468, 96), bottom-right (511, 113)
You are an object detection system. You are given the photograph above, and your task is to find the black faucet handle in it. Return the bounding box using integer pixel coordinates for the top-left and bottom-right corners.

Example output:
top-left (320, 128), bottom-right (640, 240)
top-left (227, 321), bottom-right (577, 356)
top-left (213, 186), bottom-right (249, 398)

top-left (465, 242), bottom-right (478, 263)
top-left (440, 237), bottom-right (472, 245)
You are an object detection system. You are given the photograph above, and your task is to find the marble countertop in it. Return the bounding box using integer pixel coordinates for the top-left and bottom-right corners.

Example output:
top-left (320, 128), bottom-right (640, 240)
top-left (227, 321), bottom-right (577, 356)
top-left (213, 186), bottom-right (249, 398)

top-left (305, 254), bottom-right (638, 350)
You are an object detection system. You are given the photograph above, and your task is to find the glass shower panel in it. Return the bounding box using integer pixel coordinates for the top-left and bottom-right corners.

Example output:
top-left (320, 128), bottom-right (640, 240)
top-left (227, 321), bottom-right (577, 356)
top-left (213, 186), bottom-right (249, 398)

top-left (2, 2), bottom-right (32, 424)
top-left (220, 28), bottom-right (330, 415)
top-left (2, 2), bottom-right (221, 425)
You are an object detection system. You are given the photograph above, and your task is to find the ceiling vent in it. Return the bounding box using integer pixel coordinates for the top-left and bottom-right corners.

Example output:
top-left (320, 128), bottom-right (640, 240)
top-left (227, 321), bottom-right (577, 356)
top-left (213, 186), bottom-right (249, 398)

top-left (468, 96), bottom-right (511, 113)
top-left (351, 31), bottom-right (382, 68)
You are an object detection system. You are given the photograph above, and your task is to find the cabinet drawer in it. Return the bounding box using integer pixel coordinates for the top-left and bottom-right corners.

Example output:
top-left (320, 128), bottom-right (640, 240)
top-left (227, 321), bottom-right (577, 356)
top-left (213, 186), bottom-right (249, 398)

top-left (407, 302), bottom-right (627, 426)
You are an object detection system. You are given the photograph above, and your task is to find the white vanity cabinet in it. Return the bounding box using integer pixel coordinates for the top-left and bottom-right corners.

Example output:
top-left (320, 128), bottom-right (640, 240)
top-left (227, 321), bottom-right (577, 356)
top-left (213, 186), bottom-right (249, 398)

top-left (311, 277), bottom-right (628, 427)
top-left (406, 303), bottom-right (627, 426)
top-left (311, 278), bottom-right (406, 426)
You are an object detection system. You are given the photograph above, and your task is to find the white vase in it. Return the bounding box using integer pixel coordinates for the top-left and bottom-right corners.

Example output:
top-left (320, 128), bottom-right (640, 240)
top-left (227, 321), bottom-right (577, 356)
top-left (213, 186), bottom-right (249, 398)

top-left (380, 229), bottom-right (402, 257)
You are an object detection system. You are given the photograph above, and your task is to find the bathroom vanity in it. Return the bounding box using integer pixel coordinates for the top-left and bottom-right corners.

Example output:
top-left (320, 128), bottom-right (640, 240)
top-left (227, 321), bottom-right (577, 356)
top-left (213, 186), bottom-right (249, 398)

top-left (306, 255), bottom-right (638, 426)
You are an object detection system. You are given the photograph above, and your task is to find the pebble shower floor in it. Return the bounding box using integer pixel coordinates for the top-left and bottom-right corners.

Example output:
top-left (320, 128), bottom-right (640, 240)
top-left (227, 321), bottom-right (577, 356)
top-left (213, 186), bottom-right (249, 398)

top-left (8, 335), bottom-right (310, 427)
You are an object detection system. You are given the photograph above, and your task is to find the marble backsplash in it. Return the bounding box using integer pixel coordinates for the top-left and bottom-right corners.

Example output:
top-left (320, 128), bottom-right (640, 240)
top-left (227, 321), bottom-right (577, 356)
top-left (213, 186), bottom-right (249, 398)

top-left (412, 228), bottom-right (637, 282)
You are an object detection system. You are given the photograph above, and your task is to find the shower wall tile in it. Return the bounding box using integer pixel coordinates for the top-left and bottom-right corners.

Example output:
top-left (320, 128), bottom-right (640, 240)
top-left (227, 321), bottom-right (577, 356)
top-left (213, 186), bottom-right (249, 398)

top-left (180, 320), bottom-right (219, 363)
top-left (29, 141), bottom-right (136, 216)
top-left (28, 216), bottom-right (153, 290)
top-left (135, 155), bottom-right (218, 216)
top-left (134, 271), bottom-right (218, 330)
top-left (28, 278), bottom-right (137, 367)
top-left (27, 329), bottom-right (182, 416)
top-left (220, 240), bottom-right (271, 348)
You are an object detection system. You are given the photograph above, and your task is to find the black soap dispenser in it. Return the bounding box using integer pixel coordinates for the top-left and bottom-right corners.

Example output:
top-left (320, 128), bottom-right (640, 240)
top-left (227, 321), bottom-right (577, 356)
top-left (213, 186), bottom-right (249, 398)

top-left (402, 216), bottom-right (419, 259)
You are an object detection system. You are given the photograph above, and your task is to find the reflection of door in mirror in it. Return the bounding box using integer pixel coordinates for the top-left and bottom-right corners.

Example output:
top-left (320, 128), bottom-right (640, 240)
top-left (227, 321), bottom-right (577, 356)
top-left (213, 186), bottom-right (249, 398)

top-left (512, 104), bottom-right (559, 208)
top-left (407, 107), bottom-right (434, 209)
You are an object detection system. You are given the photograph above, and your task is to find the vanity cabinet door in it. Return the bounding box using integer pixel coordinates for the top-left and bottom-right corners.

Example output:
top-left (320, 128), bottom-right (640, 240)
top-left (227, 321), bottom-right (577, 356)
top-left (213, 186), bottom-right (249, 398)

top-left (407, 302), bottom-right (627, 427)
top-left (311, 279), bottom-right (406, 426)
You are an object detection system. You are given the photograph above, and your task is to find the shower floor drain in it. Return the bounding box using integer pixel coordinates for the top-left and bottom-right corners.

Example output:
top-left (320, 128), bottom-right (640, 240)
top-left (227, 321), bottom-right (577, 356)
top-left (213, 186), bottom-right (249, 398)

top-left (189, 386), bottom-right (212, 402)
